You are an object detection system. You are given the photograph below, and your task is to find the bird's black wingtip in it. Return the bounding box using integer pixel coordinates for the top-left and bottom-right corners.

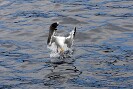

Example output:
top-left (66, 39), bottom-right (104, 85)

top-left (74, 27), bottom-right (76, 37)
top-left (74, 27), bottom-right (76, 31)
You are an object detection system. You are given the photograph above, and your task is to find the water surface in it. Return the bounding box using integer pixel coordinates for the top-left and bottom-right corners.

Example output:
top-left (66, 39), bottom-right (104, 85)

top-left (0, 0), bottom-right (133, 89)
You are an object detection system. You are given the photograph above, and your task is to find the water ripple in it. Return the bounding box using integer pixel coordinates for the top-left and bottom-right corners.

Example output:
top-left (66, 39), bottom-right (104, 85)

top-left (11, 10), bottom-right (59, 18)
top-left (0, 0), bottom-right (133, 89)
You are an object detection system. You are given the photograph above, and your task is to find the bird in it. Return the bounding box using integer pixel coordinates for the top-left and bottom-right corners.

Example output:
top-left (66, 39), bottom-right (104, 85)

top-left (47, 22), bottom-right (76, 54)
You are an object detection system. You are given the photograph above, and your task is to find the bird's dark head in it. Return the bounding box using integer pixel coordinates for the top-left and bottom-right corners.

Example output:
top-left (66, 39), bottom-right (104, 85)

top-left (50, 22), bottom-right (59, 31)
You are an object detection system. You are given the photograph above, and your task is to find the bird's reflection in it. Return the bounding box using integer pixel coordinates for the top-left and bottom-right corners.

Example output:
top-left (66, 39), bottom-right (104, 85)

top-left (44, 56), bottom-right (81, 87)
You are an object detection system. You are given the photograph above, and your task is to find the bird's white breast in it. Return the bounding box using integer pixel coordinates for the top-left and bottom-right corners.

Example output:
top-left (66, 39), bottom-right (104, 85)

top-left (55, 36), bottom-right (66, 46)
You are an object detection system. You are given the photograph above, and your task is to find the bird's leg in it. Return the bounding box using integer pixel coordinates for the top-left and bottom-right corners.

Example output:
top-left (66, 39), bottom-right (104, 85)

top-left (60, 47), bottom-right (64, 53)
top-left (59, 47), bottom-right (65, 58)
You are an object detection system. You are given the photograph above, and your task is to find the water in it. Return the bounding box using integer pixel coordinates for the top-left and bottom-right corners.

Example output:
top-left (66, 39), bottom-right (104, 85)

top-left (0, 0), bottom-right (133, 89)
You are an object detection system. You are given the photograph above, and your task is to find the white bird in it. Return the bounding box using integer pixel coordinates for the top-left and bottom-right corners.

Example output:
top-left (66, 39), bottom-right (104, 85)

top-left (47, 22), bottom-right (76, 53)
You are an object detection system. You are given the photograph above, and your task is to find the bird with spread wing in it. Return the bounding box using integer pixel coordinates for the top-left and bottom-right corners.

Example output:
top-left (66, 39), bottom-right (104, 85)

top-left (47, 22), bottom-right (76, 54)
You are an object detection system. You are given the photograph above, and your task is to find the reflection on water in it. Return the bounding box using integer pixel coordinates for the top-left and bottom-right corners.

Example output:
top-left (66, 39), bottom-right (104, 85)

top-left (44, 61), bottom-right (81, 88)
top-left (0, 0), bottom-right (133, 89)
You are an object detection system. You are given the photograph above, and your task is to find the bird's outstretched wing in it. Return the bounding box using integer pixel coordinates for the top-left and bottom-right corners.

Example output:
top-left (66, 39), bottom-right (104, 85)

top-left (65, 27), bottom-right (76, 48)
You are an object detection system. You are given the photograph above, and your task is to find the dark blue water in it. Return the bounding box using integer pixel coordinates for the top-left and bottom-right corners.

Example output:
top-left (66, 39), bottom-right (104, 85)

top-left (0, 0), bottom-right (133, 89)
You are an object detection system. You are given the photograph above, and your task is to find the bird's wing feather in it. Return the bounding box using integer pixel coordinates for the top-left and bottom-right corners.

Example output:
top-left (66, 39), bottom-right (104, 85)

top-left (65, 36), bottom-right (72, 48)
top-left (65, 27), bottom-right (76, 48)
top-left (48, 31), bottom-right (56, 45)
top-left (49, 27), bottom-right (76, 48)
